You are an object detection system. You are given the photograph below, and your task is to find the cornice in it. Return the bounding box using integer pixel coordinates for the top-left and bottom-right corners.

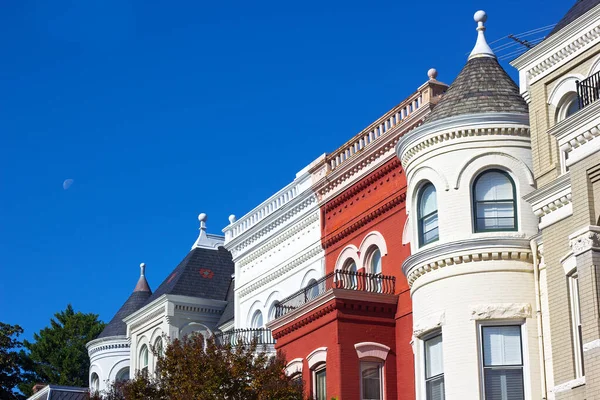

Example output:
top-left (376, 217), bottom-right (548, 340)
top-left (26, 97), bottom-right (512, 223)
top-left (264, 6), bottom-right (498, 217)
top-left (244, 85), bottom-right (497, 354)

top-left (88, 341), bottom-right (130, 356)
top-left (314, 106), bottom-right (429, 200)
top-left (225, 191), bottom-right (318, 258)
top-left (237, 211), bottom-right (319, 268)
top-left (86, 335), bottom-right (129, 350)
top-left (324, 159), bottom-right (402, 213)
top-left (524, 173), bottom-right (572, 228)
top-left (323, 193), bottom-right (406, 249)
top-left (396, 113), bottom-right (530, 168)
top-left (511, 5), bottom-right (600, 84)
top-left (123, 295), bottom-right (168, 326)
top-left (129, 307), bottom-right (166, 332)
top-left (403, 237), bottom-right (533, 286)
top-left (268, 289), bottom-right (398, 338)
top-left (238, 244), bottom-right (323, 298)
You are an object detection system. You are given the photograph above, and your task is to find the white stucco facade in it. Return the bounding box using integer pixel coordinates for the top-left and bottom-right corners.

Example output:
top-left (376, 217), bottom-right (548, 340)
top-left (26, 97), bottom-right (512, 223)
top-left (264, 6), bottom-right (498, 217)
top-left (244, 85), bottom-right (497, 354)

top-left (87, 336), bottom-right (130, 393)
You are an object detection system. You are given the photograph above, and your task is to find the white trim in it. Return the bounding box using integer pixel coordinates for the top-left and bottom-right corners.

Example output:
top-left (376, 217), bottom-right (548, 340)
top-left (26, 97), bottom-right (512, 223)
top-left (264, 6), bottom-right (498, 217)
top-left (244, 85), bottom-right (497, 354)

top-left (470, 303), bottom-right (532, 320)
top-left (562, 253), bottom-right (577, 275)
top-left (553, 376), bottom-right (586, 393)
top-left (334, 245), bottom-right (360, 271)
top-left (583, 338), bottom-right (600, 351)
top-left (454, 151), bottom-right (535, 190)
top-left (358, 231), bottom-right (388, 259)
top-left (402, 217), bottom-right (411, 245)
top-left (354, 342), bottom-right (391, 361)
top-left (588, 54), bottom-right (600, 76)
top-left (547, 74), bottom-right (585, 107)
top-left (307, 347), bottom-right (327, 369)
top-left (413, 311), bottom-right (445, 339)
top-left (285, 358), bottom-right (303, 376)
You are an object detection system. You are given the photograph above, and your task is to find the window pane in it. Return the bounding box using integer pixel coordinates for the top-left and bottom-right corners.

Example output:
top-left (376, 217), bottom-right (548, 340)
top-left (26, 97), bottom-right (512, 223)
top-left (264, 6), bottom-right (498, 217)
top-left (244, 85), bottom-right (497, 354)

top-left (252, 311), bottom-right (263, 328)
top-left (484, 368), bottom-right (524, 400)
top-left (425, 334), bottom-right (444, 378)
top-left (475, 172), bottom-right (513, 201)
top-left (420, 185), bottom-right (437, 216)
top-left (315, 369), bottom-right (327, 400)
top-left (483, 326), bottom-right (522, 367)
top-left (361, 362), bottom-right (382, 400)
top-left (426, 375), bottom-right (445, 400)
top-left (565, 98), bottom-right (579, 118)
top-left (371, 250), bottom-right (382, 275)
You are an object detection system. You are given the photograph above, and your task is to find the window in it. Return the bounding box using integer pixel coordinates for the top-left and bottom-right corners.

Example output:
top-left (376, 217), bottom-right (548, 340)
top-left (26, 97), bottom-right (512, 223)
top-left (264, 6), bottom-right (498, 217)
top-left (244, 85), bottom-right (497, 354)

top-left (251, 310), bottom-right (263, 329)
top-left (140, 345), bottom-right (149, 374)
top-left (344, 260), bottom-right (358, 289)
top-left (154, 338), bottom-right (163, 358)
top-left (91, 372), bottom-right (99, 392)
top-left (314, 366), bottom-right (327, 400)
top-left (557, 92), bottom-right (580, 122)
top-left (481, 325), bottom-right (524, 400)
top-left (473, 170), bottom-right (517, 232)
top-left (269, 301), bottom-right (280, 321)
top-left (568, 272), bottom-right (584, 378)
top-left (306, 279), bottom-right (320, 300)
top-left (115, 367), bottom-right (129, 382)
top-left (361, 361), bottom-right (383, 400)
top-left (370, 249), bottom-right (382, 275)
top-left (367, 247), bottom-right (382, 292)
top-left (424, 334), bottom-right (445, 400)
top-left (418, 183), bottom-right (439, 246)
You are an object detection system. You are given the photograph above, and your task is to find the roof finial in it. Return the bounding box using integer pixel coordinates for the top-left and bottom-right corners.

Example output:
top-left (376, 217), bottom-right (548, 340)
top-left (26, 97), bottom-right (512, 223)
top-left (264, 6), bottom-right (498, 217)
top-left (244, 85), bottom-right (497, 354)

top-left (428, 68), bottom-right (438, 81)
top-left (134, 262), bottom-right (151, 293)
top-left (191, 212), bottom-right (223, 250)
top-left (469, 10), bottom-right (495, 60)
top-left (198, 213), bottom-right (207, 231)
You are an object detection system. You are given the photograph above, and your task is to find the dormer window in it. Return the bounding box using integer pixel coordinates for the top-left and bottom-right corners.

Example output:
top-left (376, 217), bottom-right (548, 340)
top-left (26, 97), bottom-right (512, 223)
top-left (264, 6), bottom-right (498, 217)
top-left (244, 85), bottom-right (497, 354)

top-left (418, 183), bottom-right (439, 247)
top-left (473, 170), bottom-right (517, 232)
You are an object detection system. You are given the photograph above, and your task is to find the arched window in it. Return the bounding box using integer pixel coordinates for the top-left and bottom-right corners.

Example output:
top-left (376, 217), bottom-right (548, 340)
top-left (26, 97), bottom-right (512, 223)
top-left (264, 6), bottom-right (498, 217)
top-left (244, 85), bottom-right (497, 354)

top-left (115, 367), bottom-right (130, 382)
top-left (90, 372), bottom-right (99, 392)
top-left (251, 310), bottom-right (263, 328)
top-left (343, 260), bottom-right (358, 289)
top-left (473, 170), bottom-right (517, 232)
top-left (154, 337), bottom-right (163, 358)
top-left (306, 279), bottom-right (320, 300)
top-left (269, 300), bottom-right (280, 321)
top-left (418, 183), bottom-right (439, 246)
top-left (556, 92), bottom-right (580, 122)
top-left (140, 345), bottom-right (149, 374)
top-left (369, 248), bottom-right (382, 275)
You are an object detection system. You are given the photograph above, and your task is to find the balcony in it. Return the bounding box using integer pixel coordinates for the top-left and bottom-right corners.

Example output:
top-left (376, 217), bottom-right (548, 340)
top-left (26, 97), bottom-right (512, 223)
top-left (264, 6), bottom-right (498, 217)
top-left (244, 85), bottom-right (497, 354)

top-left (274, 270), bottom-right (396, 319)
top-left (577, 71), bottom-right (600, 109)
top-left (214, 328), bottom-right (276, 349)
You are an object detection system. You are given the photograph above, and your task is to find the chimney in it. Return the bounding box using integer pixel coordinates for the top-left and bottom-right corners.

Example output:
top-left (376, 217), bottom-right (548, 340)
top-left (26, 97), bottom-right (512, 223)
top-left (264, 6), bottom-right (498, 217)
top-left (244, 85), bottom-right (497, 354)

top-left (32, 384), bottom-right (46, 393)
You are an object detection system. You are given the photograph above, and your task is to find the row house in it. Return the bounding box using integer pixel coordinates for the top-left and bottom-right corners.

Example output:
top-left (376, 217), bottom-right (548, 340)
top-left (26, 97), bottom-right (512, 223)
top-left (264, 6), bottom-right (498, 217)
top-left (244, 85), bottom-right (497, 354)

top-left (512, 0), bottom-right (600, 398)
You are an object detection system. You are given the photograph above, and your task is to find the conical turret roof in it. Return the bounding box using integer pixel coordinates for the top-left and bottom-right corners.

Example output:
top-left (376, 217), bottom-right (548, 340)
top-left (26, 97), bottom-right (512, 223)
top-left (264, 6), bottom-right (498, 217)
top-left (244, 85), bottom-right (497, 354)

top-left (424, 11), bottom-right (528, 124)
top-left (97, 264), bottom-right (152, 339)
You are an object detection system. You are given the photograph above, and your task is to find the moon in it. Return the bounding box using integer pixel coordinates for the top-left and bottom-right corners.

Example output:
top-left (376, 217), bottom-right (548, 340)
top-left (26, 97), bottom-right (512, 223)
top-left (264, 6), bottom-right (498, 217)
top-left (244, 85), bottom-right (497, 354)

top-left (63, 179), bottom-right (74, 190)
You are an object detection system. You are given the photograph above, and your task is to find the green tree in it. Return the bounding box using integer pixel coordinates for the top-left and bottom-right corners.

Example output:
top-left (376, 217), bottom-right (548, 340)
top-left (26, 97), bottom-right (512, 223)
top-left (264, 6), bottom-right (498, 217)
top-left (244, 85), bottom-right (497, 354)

top-left (18, 305), bottom-right (105, 396)
top-left (0, 322), bottom-right (25, 400)
top-left (92, 335), bottom-right (304, 400)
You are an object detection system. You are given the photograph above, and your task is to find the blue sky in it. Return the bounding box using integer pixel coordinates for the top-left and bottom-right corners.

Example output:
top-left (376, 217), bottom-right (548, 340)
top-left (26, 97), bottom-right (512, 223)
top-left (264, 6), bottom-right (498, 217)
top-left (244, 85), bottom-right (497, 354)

top-left (0, 0), bottom-right (569, 340)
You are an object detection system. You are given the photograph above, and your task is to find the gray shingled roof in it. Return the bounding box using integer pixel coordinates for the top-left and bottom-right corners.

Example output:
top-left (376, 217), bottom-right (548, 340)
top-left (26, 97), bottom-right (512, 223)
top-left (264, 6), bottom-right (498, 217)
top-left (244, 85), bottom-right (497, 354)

top-left (144, 246), bottom-right (234, 305)
top-left (547, 0), bottom-right (600, 37)
top-left (98, 290), bottom-right (152, 338)
top-left (31, 386), bottom-right (88, 400)
top-left (424, 57), bottom-right (528, 124)
top-left (217, 278), bottom-right (235, 327)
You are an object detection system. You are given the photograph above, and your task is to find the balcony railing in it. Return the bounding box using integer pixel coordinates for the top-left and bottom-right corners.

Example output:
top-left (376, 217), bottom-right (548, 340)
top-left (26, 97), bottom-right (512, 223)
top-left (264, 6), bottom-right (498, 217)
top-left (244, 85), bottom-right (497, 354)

top-left (577, 71), bottom-right (600, 109)
top-left (275, 270), bottom-right (396, 319)
top-left (214, 328), bottom-right (275, 346)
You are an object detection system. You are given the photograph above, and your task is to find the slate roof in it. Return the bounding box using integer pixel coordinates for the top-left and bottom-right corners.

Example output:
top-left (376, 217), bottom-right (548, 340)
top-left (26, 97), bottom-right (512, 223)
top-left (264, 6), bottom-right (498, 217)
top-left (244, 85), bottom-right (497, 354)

top-left (217, 278), bottom-right (235, 327)
top-left (98, 290), bottom-right (152, 338)
top-left (143, 246), bottom-right (234, 305)
top-left (424, 57), bottom-right (528, 124)
top-left (547, 0), bottom-right (600, 37)
top-left (29, 385), bottom-right (88, 400)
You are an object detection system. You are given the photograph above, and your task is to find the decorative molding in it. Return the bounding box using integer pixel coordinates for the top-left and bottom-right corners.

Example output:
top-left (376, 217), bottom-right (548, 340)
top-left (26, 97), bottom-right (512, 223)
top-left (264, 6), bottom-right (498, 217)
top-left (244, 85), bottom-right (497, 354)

top-left (306, 347), bottom-right (327, 369)
top-left (323, 193), bottom-right (406, 249)
top-left (525, 173), bottom-right (572, 229)
top-left (227, 193), bottom-right (318, 258)
top-left (403, 238), bottom-right (533, 286)
top-left (583, 338), bottom-right (600, 352)
top-left (88, 342), bottom-right (130, 356)
top-left (238, 211), bottom-right (319, 268)
top-left (553, 376), bottom-right (586, 394)
top-left (470, 303), bottom-right (532, 320)
top-left (238, 244), bottom-right (323, 298)
top-left (174, 304), bottom-right (223, 315)
top-left (569, 225), bottom-right (600, 256)
top-left (453, 151), bottom-right (535, 189)
top-left (413, 311), bottom-right (445, 338)
top-left (551, 100), bottom-right (600, 167)
top-left (397, 113), bottom-right (530, 168)
top-left (129, 307), bottom-right (165, 332)
top-left (285, 358), bottom-right (303, 376)
top-left (354, 342), bottom-right (391, 361)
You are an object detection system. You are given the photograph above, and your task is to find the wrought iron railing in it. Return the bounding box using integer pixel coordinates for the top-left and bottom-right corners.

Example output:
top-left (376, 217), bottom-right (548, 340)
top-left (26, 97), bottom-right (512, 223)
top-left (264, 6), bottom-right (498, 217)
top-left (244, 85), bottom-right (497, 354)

top-left (214, 328), bottom-right (275, 346)
top-left (275, 270), bottom-right (396, 319)
top-left (577, 71), bottom-right (600, 109)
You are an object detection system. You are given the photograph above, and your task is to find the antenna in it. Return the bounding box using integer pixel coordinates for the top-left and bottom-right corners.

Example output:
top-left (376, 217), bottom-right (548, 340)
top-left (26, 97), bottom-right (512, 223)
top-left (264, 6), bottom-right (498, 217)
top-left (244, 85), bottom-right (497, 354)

top-left (508, 34), bottom-right (534, 49)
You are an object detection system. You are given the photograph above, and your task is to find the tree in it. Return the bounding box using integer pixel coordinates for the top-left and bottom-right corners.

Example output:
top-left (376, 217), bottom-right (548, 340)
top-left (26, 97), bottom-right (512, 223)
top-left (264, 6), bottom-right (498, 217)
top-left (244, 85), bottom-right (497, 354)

top-left (18, 305), bottom-right (105, 396)
top-left (92, 334), bottom-right (304, 400)
top-left (0, 322), bottom-right (25, 400)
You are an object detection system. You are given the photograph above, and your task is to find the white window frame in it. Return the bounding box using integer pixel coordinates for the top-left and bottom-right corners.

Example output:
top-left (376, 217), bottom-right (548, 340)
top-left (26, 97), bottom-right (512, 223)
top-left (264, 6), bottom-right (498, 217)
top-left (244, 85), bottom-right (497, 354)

top-left (477, 320), bottom-right (530, 400)
top-left (568, 270), bottom-right (584, 378)
top-left (312, 363), bottom-right (327, 400)
top-left (422, 331), bottom-right (445, 400)
top-left (360, 359), bottom-right (384, 400)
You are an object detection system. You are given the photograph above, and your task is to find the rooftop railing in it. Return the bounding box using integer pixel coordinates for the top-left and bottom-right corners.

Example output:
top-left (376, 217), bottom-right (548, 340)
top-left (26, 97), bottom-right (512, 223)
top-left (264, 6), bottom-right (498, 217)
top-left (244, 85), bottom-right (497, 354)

top-left (214, 328), bottom-right (275, 346)
top-left (274, 270), bottom-right (396, 319)
top-left (577, 71), bottom-right (600, 109)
